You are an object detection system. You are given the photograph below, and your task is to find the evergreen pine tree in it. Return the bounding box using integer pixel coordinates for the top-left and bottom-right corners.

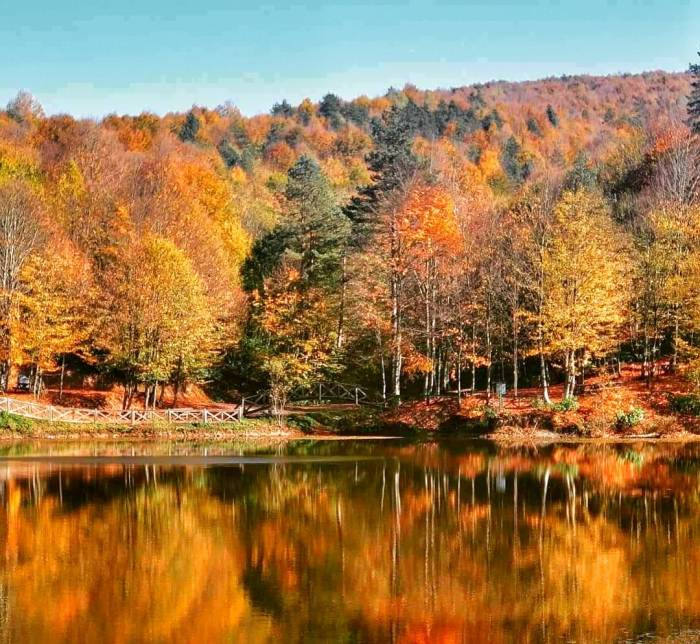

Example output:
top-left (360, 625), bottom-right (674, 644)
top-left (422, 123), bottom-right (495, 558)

top-left (243, 155), bottom-right (349, 292)
top-left (345, 104), bottom-right (422, 238)
top-left (688, 52), bottom-right (700, 134)
top-left (501, 136), bottom-right (531, 184)
top-left (284, 155), bottom-right (350, 288)
top-left (179, 110), bottom-right (201, 142)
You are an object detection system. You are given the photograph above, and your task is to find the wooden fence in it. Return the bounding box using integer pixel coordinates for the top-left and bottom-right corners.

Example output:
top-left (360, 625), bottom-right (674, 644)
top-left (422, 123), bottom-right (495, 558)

top-left (251, 382), bottom-right (378, 407)
top-left (0, 381), bottom-right (378, 425)
top-left (0, 396), bottom-right (244, 425)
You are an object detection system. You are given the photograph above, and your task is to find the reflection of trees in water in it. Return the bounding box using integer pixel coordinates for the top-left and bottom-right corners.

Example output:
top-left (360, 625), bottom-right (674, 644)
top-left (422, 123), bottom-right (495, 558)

top-left (2, 442), bottom-right (700, 642)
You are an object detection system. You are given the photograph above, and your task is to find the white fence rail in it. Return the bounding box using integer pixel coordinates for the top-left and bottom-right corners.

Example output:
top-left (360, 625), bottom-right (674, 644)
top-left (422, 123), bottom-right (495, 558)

top-left (0, 397), bottom-right (244, 425)
top-left (0, 380), bottom-right (378, 425)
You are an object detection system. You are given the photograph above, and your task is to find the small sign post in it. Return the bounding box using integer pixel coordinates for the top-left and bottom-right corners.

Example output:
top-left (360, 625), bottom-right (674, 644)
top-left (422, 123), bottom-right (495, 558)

top-left (496, 382), bottom-right (506, 411)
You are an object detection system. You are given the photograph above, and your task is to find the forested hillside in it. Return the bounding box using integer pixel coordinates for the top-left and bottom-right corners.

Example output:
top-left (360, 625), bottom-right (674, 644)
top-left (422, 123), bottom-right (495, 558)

top-left (0, 69), bottom-right (697, 408)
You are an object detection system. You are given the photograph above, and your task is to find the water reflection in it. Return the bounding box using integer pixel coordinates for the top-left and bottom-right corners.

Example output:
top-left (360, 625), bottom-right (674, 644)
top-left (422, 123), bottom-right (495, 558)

top-left (1, 440), bottom-right (700, 642)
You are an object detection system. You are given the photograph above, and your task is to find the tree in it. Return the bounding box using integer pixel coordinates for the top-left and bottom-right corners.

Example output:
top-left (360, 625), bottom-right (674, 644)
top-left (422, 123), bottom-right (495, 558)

top-left (564, 152), bottom-right (597, 191)
top-left (18, 242), bottom-right (92, 397)
top-left (179, 110), bottom-right (201, 142)
top-left (688, 52), bottom-right (700, 135)
top-left (271, 100), bottom-right (294, 117)
top-left (506, 181), bottom-right (559, 403)
top-left (542, 189), bottom-right (628, 399)
top-left (6, 91), bottom-right (44, 123)
top-left (395, 183), bottom-right (462, 396)
top-left (241, 156), bottom-right (349, 405)
top-left (99, 236), bottom-right (215, 408)
top-left (0, 180), bottom-right (44, 389)
top-left (500, 136), bottom-right (531, 185)
top-left (244, 155), bottom-right (350, 291)
top-left (345, 105), bottom-right (422, 402)
top-left (318, 94), bottom-right (344, 129)
top-left (253, 268), bottom-right (342, 420)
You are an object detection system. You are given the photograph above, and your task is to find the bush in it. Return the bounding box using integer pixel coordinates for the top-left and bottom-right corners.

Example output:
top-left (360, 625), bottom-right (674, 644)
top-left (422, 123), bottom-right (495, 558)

top-left (668, 393), bottom-right (700, 416)
top-left (616, 407), bottom-right (645, 429)
top-left (0, 412), bottom-right (33, 433)
top-left (531, 396), bottom-right (578, 412)
top-left (551, 397), bottom-right (579, 413)
top-left (481, 404), bottom-right (499, 418)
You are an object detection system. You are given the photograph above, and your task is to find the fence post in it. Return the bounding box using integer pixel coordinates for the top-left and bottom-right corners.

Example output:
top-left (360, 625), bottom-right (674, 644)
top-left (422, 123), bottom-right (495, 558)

top-left (238, 398), bottom-right (244, 421)
top-left (318, 383), bottom-right (322, 404)
top-left (203, 409), bottom-right (208, 424)
top-left (5, 398), bottom-right (9, 413)
top-left (48, 406), bottom-right (54, 422)
top-left (355, 388), bottom-right (359, 406)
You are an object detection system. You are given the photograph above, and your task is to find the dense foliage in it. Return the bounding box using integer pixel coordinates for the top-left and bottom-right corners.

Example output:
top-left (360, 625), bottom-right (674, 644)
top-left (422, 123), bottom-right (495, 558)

top-left (1, 68), bottom-right (699, 407)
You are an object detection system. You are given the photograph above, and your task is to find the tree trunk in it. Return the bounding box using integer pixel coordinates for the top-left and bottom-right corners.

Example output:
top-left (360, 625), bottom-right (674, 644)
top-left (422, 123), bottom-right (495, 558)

top-left (390, 211), bottom-right (402, 404)
top-left (173, 355), bottom-right (183, 408)
top-left (672, 305), bottom-right (680, 373)
top-left (423, 263), bottom-right (431, 400)
top-left (512, 317), bottom-right (519, 399)
top-left (470, 323), bottom-right (476, 395)
top-left (485, 299), bottom-right (492, 401)
top-left (457, 348), bottom-right (462, 402)
top-left (59, 354), bottom-right (66, 402)
top-left (380, 351), bottom-right (387, 403)
top-left (512, 283), bottom-right (519, 398)
top-left (539, 350), bottom-right (550, 405)
top-left (564, 349), bottom-right (576, 400)
top-left (336, 253), bottom-right (347, 350)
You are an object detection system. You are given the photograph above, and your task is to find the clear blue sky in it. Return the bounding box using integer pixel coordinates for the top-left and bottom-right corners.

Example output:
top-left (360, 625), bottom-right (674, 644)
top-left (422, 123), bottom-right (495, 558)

top-left (1, 0), bottom-right (698, 117)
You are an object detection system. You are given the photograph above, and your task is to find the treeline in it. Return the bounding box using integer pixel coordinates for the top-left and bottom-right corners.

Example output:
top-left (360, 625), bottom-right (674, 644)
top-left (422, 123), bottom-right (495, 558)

top-left (0, 68), bottom-right (697, 407)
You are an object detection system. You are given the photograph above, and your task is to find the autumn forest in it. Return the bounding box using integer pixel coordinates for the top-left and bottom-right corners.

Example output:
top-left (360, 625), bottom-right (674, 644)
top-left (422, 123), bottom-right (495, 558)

top-left (2, 65), bottom-right (700, 410)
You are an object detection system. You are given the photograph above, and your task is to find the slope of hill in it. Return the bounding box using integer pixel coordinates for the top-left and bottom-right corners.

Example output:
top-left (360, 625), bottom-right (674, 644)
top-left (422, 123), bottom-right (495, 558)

top-left (0, 69), bottom-right (696, 419)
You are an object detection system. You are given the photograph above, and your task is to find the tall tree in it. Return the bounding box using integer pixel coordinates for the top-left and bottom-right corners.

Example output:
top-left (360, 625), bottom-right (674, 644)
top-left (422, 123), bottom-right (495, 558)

top-left (179, 110), bottom-right (201, 143)
top-left (688, 52), bottom-right (700, 135)
top-left (241, 156), bottom-right (350, 401)
top-left (99, 235), bottom-right (214, 409)
top-left (542, 189), bottom-right (628, 399)
top-left (0, 180), bottom-right (44, 389)
top-left (346, 105), bottom-right (422, 402)
top-left (18, 241), bottom-right (92, 397)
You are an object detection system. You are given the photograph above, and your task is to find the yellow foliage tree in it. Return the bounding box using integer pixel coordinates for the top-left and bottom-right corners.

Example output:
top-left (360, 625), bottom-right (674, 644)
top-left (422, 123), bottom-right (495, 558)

top-left (18, 240), bottom-right (92, 397)
top-left (542, 189), bottom-right (629, 398)
top-left (99, 235), bottom-right (215, 408)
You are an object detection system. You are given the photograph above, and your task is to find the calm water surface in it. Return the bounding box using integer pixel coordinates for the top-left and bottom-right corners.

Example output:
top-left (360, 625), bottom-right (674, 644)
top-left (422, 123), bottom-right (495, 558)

top-left (0, 438), bottom-right (699, 643)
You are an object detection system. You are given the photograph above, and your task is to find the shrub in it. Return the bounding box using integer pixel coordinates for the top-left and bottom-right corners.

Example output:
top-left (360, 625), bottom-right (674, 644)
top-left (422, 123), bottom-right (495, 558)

top-left (615, 407), bottom-right (645, 429)
top-left (0, 412), bottom-right (33, 433)
top-left (551, 397), bottom-right (579, 412)
top-left (480, 404), bottom-right (499, 425)
top-left (531, 396), bottom-right (578, 412)
top-left (668, 393), bottom-right (700, 416)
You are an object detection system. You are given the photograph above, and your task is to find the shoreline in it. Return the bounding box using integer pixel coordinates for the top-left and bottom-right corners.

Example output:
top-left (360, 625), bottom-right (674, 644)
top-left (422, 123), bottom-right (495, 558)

top-left (0, 424), bottom-right (698, 444)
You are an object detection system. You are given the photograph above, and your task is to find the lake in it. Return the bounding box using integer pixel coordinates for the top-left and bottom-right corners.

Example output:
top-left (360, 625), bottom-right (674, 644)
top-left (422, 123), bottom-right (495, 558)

top-left (0, 438), bottom-right (699, 643)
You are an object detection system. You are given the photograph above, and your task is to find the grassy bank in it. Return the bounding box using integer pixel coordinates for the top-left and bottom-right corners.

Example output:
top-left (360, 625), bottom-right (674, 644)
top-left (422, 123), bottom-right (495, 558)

top-left (4, 370), bottom-right (700, 442)
top-left (0, 412), bottom-right (302, 440)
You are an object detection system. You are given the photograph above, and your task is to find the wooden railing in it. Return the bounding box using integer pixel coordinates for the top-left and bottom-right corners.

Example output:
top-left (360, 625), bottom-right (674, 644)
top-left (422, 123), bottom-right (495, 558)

top-left (250, 382), bottom-right (378, 407)
top-left (0, 396), bottom-right (244, 425)
top-left (0, 381), bottom-right (379, 425)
